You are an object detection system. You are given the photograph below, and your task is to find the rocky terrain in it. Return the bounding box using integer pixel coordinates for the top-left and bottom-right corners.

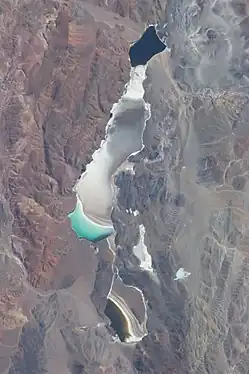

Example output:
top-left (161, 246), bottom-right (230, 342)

top-left (1, 0), bottom-right (249, 373)
top-left (0, 0), bottom-right (167, 372)
top-left (0, 0), bottom-right (132, 289)
top-left (113, 0), bottom-right (249, 372)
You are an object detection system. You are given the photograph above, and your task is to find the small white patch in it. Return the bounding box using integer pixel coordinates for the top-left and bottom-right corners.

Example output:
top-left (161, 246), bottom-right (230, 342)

top-left (96, 322), bottom-right (105, 328)
top-left (111, 334), bottom-right (120, 343)
top-left (174, 268), bottom-right (191, 280)
top-left (133, 225), bottom-right (153, 272)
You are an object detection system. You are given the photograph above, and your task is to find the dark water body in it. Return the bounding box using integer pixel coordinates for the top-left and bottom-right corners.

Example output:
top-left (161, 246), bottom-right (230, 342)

top-left (105, 299), bottom-right (130, 342)
top-left (129, 25), bottom-right (167, 67)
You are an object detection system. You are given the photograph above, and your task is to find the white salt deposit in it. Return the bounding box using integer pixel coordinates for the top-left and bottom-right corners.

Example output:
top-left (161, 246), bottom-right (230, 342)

top-left (174, 268), bottom-right (191, 281)
top-left (133, 225), bottom-right (153, 272)
top-left (73, 65), bottom-right (149, 227)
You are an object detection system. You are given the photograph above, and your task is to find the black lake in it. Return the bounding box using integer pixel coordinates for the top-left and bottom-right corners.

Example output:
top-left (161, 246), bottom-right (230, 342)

top-left (129, 25), bottom-right (167, 67)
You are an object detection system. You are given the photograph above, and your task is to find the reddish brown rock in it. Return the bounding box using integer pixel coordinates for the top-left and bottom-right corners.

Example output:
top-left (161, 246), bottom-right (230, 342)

top-left (0, 0), bottom-right (176, 373)
top-left (0, 0), bottom-right (131, 292)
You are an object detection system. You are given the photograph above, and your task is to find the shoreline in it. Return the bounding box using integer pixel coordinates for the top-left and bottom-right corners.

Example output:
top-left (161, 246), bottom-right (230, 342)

top-left (68, 65), bottom-right (150, 241)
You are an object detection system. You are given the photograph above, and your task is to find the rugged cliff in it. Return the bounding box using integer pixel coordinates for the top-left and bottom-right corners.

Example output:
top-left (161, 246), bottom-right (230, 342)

top-left (2, 0), bottom-right (249, 373)
top-left (0, 0), bottom-right (167, 372)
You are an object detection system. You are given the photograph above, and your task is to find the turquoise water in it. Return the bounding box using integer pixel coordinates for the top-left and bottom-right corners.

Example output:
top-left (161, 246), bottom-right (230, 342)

top-left (68, 198), bottom-right (114, 242)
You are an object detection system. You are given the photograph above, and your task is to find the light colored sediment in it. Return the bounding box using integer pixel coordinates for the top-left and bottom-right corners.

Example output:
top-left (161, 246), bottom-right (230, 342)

top-left (112, 276), bottom-right (147, 326)
top-left (133, 224), bottom-right (153, 272)
top-left (72, 65), bottom-right (150, 233)
top-left (106, 237), bottom-right (149, 344)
